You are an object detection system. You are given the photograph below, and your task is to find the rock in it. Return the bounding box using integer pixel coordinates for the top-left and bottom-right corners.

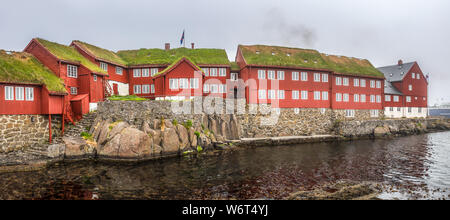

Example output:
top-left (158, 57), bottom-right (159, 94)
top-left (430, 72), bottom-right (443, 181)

top-left (176, 124), bottom-right (190, 150)
top-left (63, 136), bottom-right (94, 157)
top-left (198, 133), bottom-right (213, 150)
top-left (161, 128), bottom-right (180, 154)
top-left (141, 122), bottom-right (152, 134)
top-left (100, 127), bottom-right (151, 158)
top-left (97, 121), bottom-right (111, 145)
top-left (164, 120), bottom-right (174, 129)
top-left (109, 122), bottom-right (129, 139)
top-left (374, 126), bottom-right (390, 137)
top-left (47, 144), bottom-right (65, 158)
top-left (188, 127), bottom-right (198, 147)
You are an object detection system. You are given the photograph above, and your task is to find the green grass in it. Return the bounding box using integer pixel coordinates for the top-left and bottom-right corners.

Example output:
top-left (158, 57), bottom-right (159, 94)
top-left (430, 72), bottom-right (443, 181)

top-left (73, 40), bottom-right (127, 66)
top-left (153, 56), bottom-right (203, 77)
top-left (0, 50), bottom-right (66, 93)
top-left (36, 38), bottom-right (107, 75)
top-left (117, 47), bottom-right (230, 66)
top-left (80, 132), bottom-right (93, 140)
top-left (107, 95), bottom-right (147, 101)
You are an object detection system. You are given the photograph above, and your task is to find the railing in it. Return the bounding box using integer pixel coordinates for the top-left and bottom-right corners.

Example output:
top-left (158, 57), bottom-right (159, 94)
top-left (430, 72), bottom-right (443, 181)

top-left (104, 79), bottom-right (113, 99)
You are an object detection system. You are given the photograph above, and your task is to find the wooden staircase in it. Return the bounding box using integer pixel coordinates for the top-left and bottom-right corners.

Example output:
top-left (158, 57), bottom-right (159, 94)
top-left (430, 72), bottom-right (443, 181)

top-left (104, 79), bottom-right (113, 99)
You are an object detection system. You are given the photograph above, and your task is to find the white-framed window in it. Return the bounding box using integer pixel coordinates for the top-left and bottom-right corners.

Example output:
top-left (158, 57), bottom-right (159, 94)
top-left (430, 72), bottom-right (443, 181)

top-left (190, 78), bottom-right (199, 89)
top-left (151, 68), bottom-right (159, 76)
top-left (292, 72), bottom-right (299, 81)
top-left (408, 85), bottom-right (412, 91)
top-left (133, 69), bottom-right (141, 78)
top-left (389, 107), bottom-right (394, 112)
top-left (268, 90), bottom-right (276, 99)
top-left (376, 81), bottom-right (381, 88)
top-left (417, 74), bottom-right (420, 80)
top-left (301, 91), bottom-right (308, 100)
top-left (412, 73), bottom-right (415, 79)
top-left (336, 93), bottom-right (342, 102)
top-left (210, 68), bottom-right (218, 77)
top-left (406, 96), bottom-right (412, 102)
top-left (278, 90), bottom-right (285, 99)
top-left (361, 94), bottom-right (366, 103)
top-left (142, 68), bottom-right (150, 77)
top-left (93, 75), bottom-right (97, 81)
top-left (345, 110), bottom-right (355, 118)
top-left (258, 70), bottom-right (266, 79)
top-left (292, 90), bottom-right (299, 100)
top-left (14, 87), bottom-right (24, 100)
top-left (397, 107), bottom-right (401, 112)
top-left (203, 84), bottom-right (210, 93)
top-left (301, 72), bottom-right (308, 81)
top-left (70, 87), bottom-right (77, 95)
top-left (418, 107), bottom-right (422, 113)
top-left (343, 93), bottom-right (349, 102)
top-left (100, 62), bottom-right (108, 71)
top-left (408, 107), bottom-right (412, 113)
top-left (219, 68), bottom-right (227, 77)
top-left (322, 91), bottom-right (329, 100)
top-left (376, 95), bottom-right (381, 103)
top-left (393, 96), bottom-right (399, 102)
top-left (151, 84), bottom-right (155, 94)
top-left (268, 70), bottom-right (276, 80)
top-left (25, 87), bottom-right (34, 101)
top-left (179, 78), bottom-right (189, 89)
top-left (116, 67), bottom-right (123, 75)
top-left (370, 80), bottom-right (375, 88)
top-left (343, 78), bottom-right (349, 86)
top-left (360, 79), bottom-right (366, 87)
top-left (169, 79), bottom-right (179, 90)
top-left (258, 90), bottom-right (266, 99)
top-left (336, 77), bottom-right (342, 86)
top-left (370, 110), bottom-right (379, 118)
top-left (203, 68), bottom-right (209, 76)
top-left (314, 73), bottom-right (321, 82)
top-left (67, 65), bottom-right (78, 78)
top-left (314, 91), bottom-right (321, 100)
top-left (370, 95), bottom-right (375, 103)
top-left (219, 84), bottom-right (227, 93)
top-left (423, 97), bottom-right (426, 101)
top-left (231, 73), bottom-right (238, 81)
top-left (133, 85), bottom-right (141, 94)
top-left (4, 86), bottom-right (14, 100)
top-left (322, 73), bottom-right (328, 82)
top-left (142, 84), bottom-right (150, 94)
top-left (385, 95), bottom-right (391, 102)
top-left (210, 84), bottom-right (219, 93)
top-left (354, 94), bottom-right (359, 102)
top-left (277, 71), bottom-right (285, 80)
top-left (354, 78), bottom-right (360, 87)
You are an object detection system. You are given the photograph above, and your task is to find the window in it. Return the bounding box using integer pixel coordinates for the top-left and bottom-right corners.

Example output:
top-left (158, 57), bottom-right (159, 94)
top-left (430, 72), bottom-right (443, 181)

top-left (169, 79), bottom-right (179, 90)
top-left (322, 91), bottom-right (329, 100)
top-left (343, 93), bottom-right (349, 102)
top-left (345, 110), bottom-right (355, 118)
top-left (418, 107), bottom-right (422, 113)
top-left (292, 72), bottom-right (299, 81)
top-left (258, 90), bottom-right (266, 99)
top-left (336, 93), bottom-right (342, 102)
top-left (151, 84), bottom-right (155, 94)
top-left (268, 90), bottom-right (276, 99)
top-left (219, 84), bottom-right (227, 93)
top-left (406, 96), bottom-right (411, 102)
top-left (231, 73), bottom-right (238, 81)
top-left (343, 78), bottom-right (349, 86)
top-left (70, 87), bottom-right (77, 95)
top-left (142, 69), bottom-right (150, 77)
top-left (210, 84), bottom-right (219, 93)
top-left (314, 91), bottom-right (321, 100)
top-left (389, 107), bottom-right (394, 112)
top-left (322, 74), bottom-right (328, 82)
top-left (417, 74), bottom-right (420, 80)
top-left (301, 91), bottom-right (308, 100)
top-left (25, 87), bottom-right (34, 101)
top-left (412, 73), bottom-right (415, 79)
top-left (376, 95), bottom-right (381, 103)
top-left (292, 90), bottom-right (299, 100)
top-left (408, 107), bottom-right (412, 113)
top-left (258, 70), bottom-right (266, 79)
top-left (210, 68), bottom-right (218, 77)
top-left (100, 62), bottom-right (108, 71)
top-left (408, 85), bottom-right (413, 91)
top-left (370, 95), bottom-right (375, 103)
top-left (370, 80), bottom-right (375, 88)
top-left (360, 79), bottom-right (366, 87)
top-left (268, 70), bottom-right (276, 80)
top-left (397, 107), bottom-right (401, 112)
top-left (5, 86), bottom-right (14, 100)
top-left (67, 65), bottom-right (78, 78)
top-left (394, 96), bottom-right (399, 102)
top-left (314, 73), bottom-right (321, 82)
top-left (190, 78), bottom-right (199, 89)
top-left (133, 69), bottom-right (141, 78)
top-left (151, 68), bottom-right (159, 76)
top-left (370, 110), bottom-right (379, 118)
top-left (93, 75), bottom-right (97, 81)
top-left (301, 72), bottom-right (308, 81)
top-left (385, 95), bottom-right (391, 102)
top-left (133, 85), bottom-right (141, 94)
top-left (219, 68), bottom-right (226, 77)
top-left (14, 87), bottom-right (24, 100)
top-left (278, 90), bottom-right (285, 99)
top-left (179, 78), bottom-right (189, 89)
top-left (142, 85), bottom-right (150, 94)
top-left (116, 67), bottom-right (123, 75)
top-left (376, 81), bottom-right (381, 88)
top-left (203, 84), bottom-right (210, 93)
top-left (361, 94), bottom-right (366, 103)
top-left (277, 71), bottom-right (285, 80)
top-left (336, 77), bottom-right (342, 86)
top-left (354, 94), bottom-right (359, 102)
top-left (203, 68), bottom-right (209, 76)
top-left (354, 78), bottom-right (360, 87)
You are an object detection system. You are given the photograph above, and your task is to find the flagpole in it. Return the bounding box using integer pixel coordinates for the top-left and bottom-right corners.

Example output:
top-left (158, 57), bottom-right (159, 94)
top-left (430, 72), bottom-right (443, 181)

top-left (184, 29), bottom-right (186, 48)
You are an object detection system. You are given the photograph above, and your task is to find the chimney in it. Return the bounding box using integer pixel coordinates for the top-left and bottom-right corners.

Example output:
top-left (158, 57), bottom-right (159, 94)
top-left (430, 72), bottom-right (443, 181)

top-left (191, 43), bottom-right (195, 49)
top-left (398, 59), bottom-right (403, 66)
top-left (165, 43), bottom-right (170, 51)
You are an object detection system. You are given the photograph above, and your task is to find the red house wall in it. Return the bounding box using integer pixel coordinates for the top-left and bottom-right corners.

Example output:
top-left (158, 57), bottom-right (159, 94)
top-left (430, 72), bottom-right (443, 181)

top-left (383, 94), bottom-right (404, 108)
top-left (129, 66), bottom-right (160, 98)
top-left (0, 84), bottom-right (42, 115)
top-left (398, 63), bottom-right (428, 107)
top-left (158, 61), bottom-right (203, 97)
top-left (24, 40), bottom-right (61, 77)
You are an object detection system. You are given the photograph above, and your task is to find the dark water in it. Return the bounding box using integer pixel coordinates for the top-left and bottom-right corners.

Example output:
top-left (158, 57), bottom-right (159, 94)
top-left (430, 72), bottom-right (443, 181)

top-left (1, 132), bottom-right (449, 200)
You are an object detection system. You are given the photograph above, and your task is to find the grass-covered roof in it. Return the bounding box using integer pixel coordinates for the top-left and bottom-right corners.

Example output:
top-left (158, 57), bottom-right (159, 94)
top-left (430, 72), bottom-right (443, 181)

top-left (239, 45), bottom-right (384, 78)
top-left (0, 50), bottom-right (66, 93)
top-left (117, 47), bottom-right (231, 66)
top-left (72, 40), bottom-right (127, 66)
top-left (36, 38), bottom-right (107, 75)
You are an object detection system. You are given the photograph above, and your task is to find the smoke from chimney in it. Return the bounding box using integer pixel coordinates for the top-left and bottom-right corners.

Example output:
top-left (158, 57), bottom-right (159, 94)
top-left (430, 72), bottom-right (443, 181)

top-left (165, 43), bottom-right (170, 51)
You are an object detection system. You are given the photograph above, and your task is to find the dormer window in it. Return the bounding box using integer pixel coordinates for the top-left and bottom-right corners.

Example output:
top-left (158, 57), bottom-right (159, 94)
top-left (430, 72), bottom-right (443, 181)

top-left (100, 62), bottom-right (108, 71)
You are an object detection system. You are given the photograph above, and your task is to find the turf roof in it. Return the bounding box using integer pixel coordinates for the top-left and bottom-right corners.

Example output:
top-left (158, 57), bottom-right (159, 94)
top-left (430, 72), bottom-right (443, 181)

top-left (72, 40), bottom-right (127, 66)
top-left (153, 56), bottom-right (203, 77)
top-left (239, 45), bottom-right (384, 78)
top-left (36, 38), bottom-right (107, 75)
top-left (117, 47), bottom-right (231, 66)
top-left (0, 50), bottom-right (66, 93)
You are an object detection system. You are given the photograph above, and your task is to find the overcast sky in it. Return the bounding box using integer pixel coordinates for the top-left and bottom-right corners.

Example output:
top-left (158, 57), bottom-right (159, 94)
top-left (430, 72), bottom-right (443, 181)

top-left (1, 0), bottom-right (449, 105)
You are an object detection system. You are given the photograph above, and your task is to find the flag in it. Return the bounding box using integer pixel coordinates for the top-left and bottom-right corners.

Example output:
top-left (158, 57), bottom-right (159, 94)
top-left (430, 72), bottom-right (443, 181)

top-left (180, 30), bottom-right (185, 46)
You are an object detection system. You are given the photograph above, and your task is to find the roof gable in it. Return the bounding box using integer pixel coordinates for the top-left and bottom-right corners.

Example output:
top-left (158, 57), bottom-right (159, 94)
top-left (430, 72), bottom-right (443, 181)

top-left (377, 62), bottom-right (415, 82)
top-left (153, 56), bottom-right (203, 78)
top-left (72, 40), bottom-right (127, 66)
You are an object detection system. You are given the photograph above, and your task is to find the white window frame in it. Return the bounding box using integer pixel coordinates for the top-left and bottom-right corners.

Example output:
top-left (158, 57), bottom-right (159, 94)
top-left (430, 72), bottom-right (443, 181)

top-left (142, 68), bottom-right (150, 77)
top-left (258, 70), bottom-right (266, 79)
top-left (336, 77), bottom-right (342, 86)
top-left (133, 85), bottom-right (141, 94)
top-left (301, 91), bottom-right (308, 100)
top-left (231, 73), bottom-right (238, 81)
top-left (314, 73), bottom-right (321, 82)
top-left (345, 109), bottom-right (355, 118)
top-left (258, 90), bottom-right (266, 99)
top-left (219, 68), bottom-right (227, 77)
top-left (393, 96), bottom-right (399, 102)
top-left (268, 89), bottom-right (276, 99)
top-left (142, 84), bottom-right (150, 94)
top-left (93, 75), bottom-right (97, 81)
top-left (203, 68), bottom-right (209, 76)
top-left (301, 72), bottom-right (308, 81)
top-left (277, 71), bottom-right (285, 80)
top-left (370, 80), bottom-right (375, 88)
top-left (376, 95), bottom-right (381, 103)
top-left (370, 95), bottom-right (375, 103)
top-left (360, 79), bottom-right (366, 87)
top-left (151, 84), bottom-right (155, 94)
top-left (116, 67), bottom-right (123, 75)
top-left (361, 94), bottom-right (366, 103)
top-left (406, 96), bottom-right (412, 103)
top-left (133, 69), bottom-right (141, 78)
top-left (219, 84), bottom-right (227, 94)
top-left (314, 91), bottom-right (321, 100)
top-left (336, 93), bottom-right (342, 102)
top-left (376, 81), bottom-right (381, 89)
top-left (292, 90), bottom-right (299, 100)
top-left (267, 70), bottom-right (276, 80)
top-left (412, 73), bottom-right (415, 79)
top-left (278, 90), bottom-right (285, 99)
top-left (322, 73), bottom-right (328, 82)
top-left (67, 65), bottom-right (78, 78)
top-left (370, 110), bottom-right (379, 118)
top-left (210, 84), bottom-right (219, 93)
top-left (14, 87), bottom-right (24, 100)
top-left (151, 68), bottom-right (159, 76)
top-left (203, 84), bottom-right (210, 93)
top-left (25, 87), bottom-right (34, 101)
top-left (343, 78), bottom-right (349, 86)
top-left (322, 91), bottom-right (329, 100)
top-left (385, 95), bottom-right (391, 102)
top-left (4, 86), bottom-right (14, 100)
top-left (408, 84), bottom-right (413, 91)
top-left (343, 93), bottom-right (349, 102)
top-left (100, 62), bottom-right (108, 72)
top-left (179, 78), bottom-right (189, 89)
top-left (70, 87), bottom-right (78, 95)
top-left (354, 94), bottom-right (359, 102)
top-left (169, 79), bottom-right (179, 90)
top-left (210, 68), bottom-right (218, 77)
top-left (292, 72), bottom-right (299, 81)
top-left (354, 78), bottom-right (360, 87)
top-left (190, 78), bottom-right (199, 89)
